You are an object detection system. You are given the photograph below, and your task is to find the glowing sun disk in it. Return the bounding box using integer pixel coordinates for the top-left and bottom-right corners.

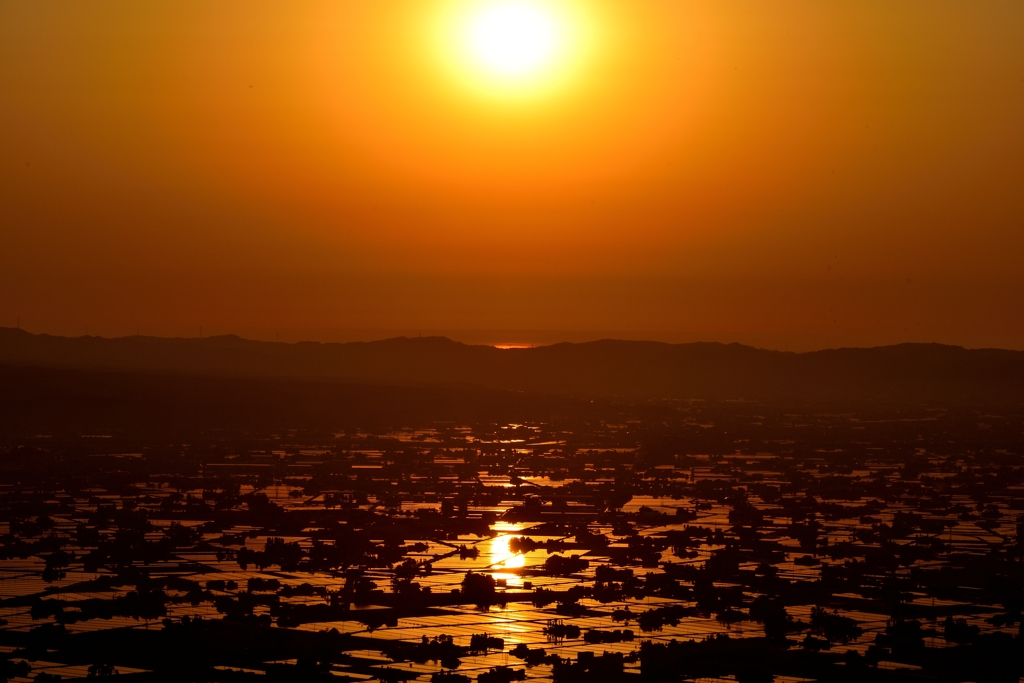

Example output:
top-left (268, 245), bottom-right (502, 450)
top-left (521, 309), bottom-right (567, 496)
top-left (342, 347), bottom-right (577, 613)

top-left (465, 1), bottom-right (562, 77)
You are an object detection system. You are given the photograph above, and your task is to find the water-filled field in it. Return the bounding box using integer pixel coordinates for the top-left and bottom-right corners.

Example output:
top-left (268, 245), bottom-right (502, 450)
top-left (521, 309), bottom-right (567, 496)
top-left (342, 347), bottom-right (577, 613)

top-left (1, 405), bottom-right (1022, 681)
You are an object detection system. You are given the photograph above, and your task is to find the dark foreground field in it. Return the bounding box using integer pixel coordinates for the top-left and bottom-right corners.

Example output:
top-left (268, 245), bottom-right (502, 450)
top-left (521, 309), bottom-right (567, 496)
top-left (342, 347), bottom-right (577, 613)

top-left (1, 340), bottom-right (1023, 682)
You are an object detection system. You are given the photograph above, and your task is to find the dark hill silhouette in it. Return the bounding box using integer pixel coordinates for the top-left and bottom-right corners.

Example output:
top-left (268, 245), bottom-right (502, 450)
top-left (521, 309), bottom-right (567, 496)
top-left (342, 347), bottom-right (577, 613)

top-left (1, 327), bottom-right (1022, 402)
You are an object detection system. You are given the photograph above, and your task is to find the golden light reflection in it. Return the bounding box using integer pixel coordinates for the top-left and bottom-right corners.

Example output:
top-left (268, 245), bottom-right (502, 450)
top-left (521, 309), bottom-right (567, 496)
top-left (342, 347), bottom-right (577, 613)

top-left (490, 534), bottom-right (526, 587)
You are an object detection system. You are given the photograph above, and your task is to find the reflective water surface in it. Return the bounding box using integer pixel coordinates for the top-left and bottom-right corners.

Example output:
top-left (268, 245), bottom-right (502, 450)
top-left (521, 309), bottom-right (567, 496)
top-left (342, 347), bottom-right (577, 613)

top-left (2, 407), bottom-right (1023, 681)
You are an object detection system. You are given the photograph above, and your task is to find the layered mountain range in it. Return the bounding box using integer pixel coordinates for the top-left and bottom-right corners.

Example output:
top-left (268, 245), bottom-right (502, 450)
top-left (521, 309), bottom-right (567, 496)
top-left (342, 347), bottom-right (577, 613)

top-left (2, 327), bottom-right (1021, 403)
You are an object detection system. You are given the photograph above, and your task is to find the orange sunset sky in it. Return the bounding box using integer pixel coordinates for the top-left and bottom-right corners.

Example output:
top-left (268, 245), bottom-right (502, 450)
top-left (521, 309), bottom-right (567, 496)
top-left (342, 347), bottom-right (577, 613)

top-left (2, 1), bottom-right (1023, 350)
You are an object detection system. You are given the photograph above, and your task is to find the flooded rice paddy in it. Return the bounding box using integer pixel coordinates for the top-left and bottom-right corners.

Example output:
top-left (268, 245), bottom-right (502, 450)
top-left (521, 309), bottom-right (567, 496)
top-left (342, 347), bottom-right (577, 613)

top-left (1, 407), bottom-right (1023, 681)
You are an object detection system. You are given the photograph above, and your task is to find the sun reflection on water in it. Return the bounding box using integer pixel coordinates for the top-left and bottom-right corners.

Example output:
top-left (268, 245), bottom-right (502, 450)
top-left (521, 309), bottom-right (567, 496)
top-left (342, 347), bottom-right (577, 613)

top-left (489, 534), bottom-right (526, 586)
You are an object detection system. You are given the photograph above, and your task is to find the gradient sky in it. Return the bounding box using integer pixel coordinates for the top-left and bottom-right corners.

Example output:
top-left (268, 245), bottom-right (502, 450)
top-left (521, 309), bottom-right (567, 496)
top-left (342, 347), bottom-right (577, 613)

top-left (2, 1), bottom-right (1023, 350)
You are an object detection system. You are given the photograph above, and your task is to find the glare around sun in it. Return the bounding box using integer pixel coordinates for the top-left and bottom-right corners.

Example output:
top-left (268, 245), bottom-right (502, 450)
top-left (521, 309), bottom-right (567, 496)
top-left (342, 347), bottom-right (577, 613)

top-left (430, 0), bottom-right (592, 100)
top-left (466, 1), bottom-right (560, 77)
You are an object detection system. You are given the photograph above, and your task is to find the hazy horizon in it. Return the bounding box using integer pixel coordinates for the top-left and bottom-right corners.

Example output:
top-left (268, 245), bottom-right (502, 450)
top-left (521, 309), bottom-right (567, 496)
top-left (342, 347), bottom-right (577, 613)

top-left (5, 322), bottom-right (1024, 354)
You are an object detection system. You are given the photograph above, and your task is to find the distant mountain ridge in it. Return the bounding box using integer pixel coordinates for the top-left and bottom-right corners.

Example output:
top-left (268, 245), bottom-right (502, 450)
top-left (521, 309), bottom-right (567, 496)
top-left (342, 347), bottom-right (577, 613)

top-left (1, 327), bottom-right (1022, 402)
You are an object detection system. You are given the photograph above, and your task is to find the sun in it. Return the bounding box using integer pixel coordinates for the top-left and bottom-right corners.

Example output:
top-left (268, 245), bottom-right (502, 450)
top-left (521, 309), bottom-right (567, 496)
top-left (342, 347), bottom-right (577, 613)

top-left (465, 1), bottom-right (561, 78)
top-left (430, 0), bottom-right (591, 98)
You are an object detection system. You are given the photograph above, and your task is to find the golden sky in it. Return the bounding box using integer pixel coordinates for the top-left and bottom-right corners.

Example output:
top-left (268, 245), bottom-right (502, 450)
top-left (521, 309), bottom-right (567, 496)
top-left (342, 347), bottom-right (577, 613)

top-left (2, 1), bottom-right (1023, 350)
